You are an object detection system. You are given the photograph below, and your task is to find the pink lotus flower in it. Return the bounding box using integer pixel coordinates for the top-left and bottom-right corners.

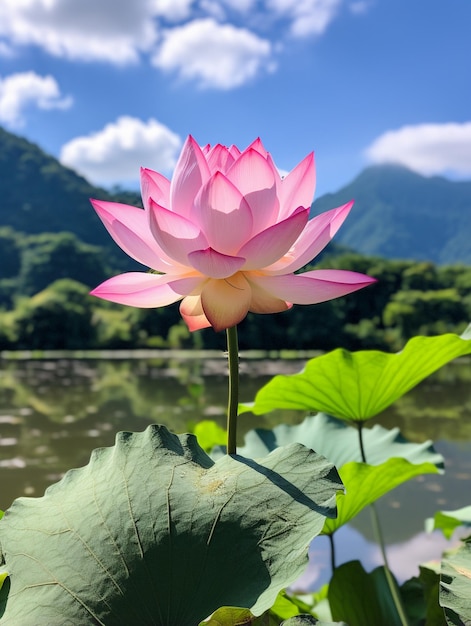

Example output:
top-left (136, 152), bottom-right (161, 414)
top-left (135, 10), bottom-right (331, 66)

top-left (91, 136), bottom-right (375, 332)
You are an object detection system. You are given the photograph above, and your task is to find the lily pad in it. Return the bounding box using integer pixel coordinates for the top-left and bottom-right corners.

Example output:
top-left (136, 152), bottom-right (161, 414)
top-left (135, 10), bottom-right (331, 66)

top-left (282, 617), bottom-right (346, 625)
top-left (0, 425), bottom-right (342, 625)
top-left (440, 540), bottom-right (471, 625)
top-left (234, 413), bottom-right (444, 471)
top-left (201, 606), bottom-right (265, 625)
top-left (239, 326), bottom-right (471, 421)
top-left (322, 458), bottom-right (441, 535)
top-left (400, 565), bottom-right (446, 625)
top-left (426, 506), bottom-right (471, 540)
top-left (328, 561), bottom-right (402, 626)
top-left (193, 419), bottom-right (227, 452)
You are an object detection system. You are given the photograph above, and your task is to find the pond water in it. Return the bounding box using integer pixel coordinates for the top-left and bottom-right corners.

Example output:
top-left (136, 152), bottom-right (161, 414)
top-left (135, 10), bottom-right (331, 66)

top-left (1, 352), bottom-right (470, 590)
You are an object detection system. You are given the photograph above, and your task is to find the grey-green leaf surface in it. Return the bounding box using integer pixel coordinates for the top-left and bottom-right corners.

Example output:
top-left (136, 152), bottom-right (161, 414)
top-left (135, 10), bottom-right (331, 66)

top-left (0, 425), bottom-right (342, 626)
top-left (235, 413), bottom-right (444, 471)
top-left (441, 540), bottom-right (471, 625)
top-left (239, 326), bottom-right (471, 421)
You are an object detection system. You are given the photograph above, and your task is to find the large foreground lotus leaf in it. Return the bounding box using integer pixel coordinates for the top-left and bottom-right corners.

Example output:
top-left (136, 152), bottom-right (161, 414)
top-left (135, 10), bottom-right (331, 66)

top-left (239, 325), bottom-right (471, 421)
top-left (235, 413), bottom-right (444, 470)
top-left (440, 539), bottom-right (471, 625)
top-left (0, 425), bottom-right (342, 626)
top-left (322, 458), bottom-right (441, 535)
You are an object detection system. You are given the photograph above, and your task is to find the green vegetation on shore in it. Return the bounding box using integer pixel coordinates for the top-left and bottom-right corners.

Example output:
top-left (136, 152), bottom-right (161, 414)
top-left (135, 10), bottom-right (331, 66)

top-left (1, 231), bottom-right (469, 352)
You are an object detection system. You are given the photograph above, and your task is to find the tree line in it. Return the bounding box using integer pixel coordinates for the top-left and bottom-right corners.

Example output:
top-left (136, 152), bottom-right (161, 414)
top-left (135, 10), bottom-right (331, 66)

top-left (0, 227), bottom-right (470, 352)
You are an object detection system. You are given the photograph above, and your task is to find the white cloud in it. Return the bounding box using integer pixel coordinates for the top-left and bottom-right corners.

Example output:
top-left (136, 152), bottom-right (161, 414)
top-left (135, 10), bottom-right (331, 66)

top-left (0, 0), bottom-right (161, 64)
top-left (266, 0), bottom-right (342, 37)
top-left (150, 0), bottom-right (195, 21)
top-left (152, 18), bottom-right (274, 89)
top-left (60, 116), bottom-right (182, 187)
top-left (0, 0), bottom-right (354, 91)
top-left (0, 71), bottom-right (72, 128)
top-left (365, 122), bottom-right (471, 177)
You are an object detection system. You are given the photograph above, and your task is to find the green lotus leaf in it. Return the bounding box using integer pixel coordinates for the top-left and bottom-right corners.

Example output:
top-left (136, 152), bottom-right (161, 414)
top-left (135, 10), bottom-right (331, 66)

top-left (201, 606), bottom-right (285, 625)
top-left (269, 590), bottom-right (313, 621)
top-left (426, 506), bottom-right (471, 540)
top-left (193, 419), bottom-right (227, 452)
top-left (440, 540), bottom-right (471, 625)
top-left (282, 617), bottom-right (347, 625)
top-left (322, 458), bottom-right (440, 535)
top-left (0, 424), bottom-right (342, 625)
top-left (328, 561), bottom-right (402, 626)
top-left (201, 606), bottom-right (260, 625)
top-left (0, 574), bottom-right (9, 612)
top-left (400, 565), bottom-right (445, 626)
top-left (234, 413), bottom-right (444, 470)
top-left (239, 326), bottom-right (471, 421)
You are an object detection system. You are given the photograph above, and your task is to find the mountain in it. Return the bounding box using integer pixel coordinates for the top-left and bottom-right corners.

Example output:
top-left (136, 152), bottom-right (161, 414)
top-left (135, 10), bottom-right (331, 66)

top-left (0, 126), bottom-right (140, 254)
top-left (311, 165), bottom-right (471, 265)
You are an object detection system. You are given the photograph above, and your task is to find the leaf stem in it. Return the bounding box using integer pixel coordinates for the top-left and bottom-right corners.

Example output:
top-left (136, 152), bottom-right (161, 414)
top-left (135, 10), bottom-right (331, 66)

top-left (226, 325), bottom-right (239, 455)
top-left (357, 420), bottom-right (367, 464)
top-left (328, 533), bottom-right (336, 574)
top-left (356, 421), bottom-right (410, 626)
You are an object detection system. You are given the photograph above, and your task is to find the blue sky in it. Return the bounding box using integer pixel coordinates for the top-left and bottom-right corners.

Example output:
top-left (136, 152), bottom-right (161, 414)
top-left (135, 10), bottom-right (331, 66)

top-left (0, 0), bottom-right (470, 197)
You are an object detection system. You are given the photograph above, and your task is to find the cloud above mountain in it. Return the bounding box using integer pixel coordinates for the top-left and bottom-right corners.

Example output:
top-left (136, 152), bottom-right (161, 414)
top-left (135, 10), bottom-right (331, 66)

top-left (59, 116), bottom-right (182, 187)
top-left (365, 122), bottom-right (471, 177)
top-left (0, 71), bottom-right (72, 127)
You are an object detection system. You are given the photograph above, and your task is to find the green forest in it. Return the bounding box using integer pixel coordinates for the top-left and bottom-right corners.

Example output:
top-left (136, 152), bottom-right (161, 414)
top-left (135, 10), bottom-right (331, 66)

top-left (1, 225), bottom-right (470, 353)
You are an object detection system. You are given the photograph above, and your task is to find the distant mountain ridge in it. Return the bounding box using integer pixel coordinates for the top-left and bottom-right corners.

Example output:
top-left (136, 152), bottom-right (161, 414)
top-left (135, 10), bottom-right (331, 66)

top-left (1, 126), bottom-right (470, 265)
top-left (0, 126), bottom-right (140, 266)
top-left (311, 165), bottom-right (471, 265)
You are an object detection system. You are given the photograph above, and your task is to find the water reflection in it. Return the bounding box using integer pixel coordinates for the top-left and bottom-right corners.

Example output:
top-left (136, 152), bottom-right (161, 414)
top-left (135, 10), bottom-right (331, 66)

top-left (0, 356), bottom-right (311, 507)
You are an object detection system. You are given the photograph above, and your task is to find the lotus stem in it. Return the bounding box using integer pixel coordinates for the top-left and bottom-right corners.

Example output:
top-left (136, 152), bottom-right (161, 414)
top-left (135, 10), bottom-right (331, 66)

top-left (226, 325), bottom-right (239, 455)
top-left (357, 420), bottom-right (368, 463)
top-left (356, 422), bottom-right (410, 626)
top-left (328, 533), bottom-right (336, 574)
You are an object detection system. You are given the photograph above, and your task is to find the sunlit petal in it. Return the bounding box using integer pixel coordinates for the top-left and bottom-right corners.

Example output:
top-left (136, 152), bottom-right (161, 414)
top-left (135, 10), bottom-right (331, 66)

top-left (194, 172), bottom-right (253, 253)
top-left (90, 272), bottom-right (203, 308)
top-left (170, 135), bottom-right (210, 219)
top-left (266, 202), bottom-right (353, 274)
top-left (140, 168), bottom-right (170, 211)
top-left (278, 152), bottom-right (316, 220)
top-left (201, 273), bottom-right (252, 332)
top-left (238, 208), bottom-right (309, 270)
top-left (148, 199), bottom-right (208, 266)
top-left (247, 275), bottom-right (292, 314)
top-left (91, 199), bottom-right (175, 272)
top-left (244, 137), bottom-right (268, 158)
top-left (205, 143), bottom-right (236, 174)
top-left (188, 248), bottom-right (246, 279)
top-left (226, 148), bottom-right (278, 234)
top-left (250, 270), bottom-right (377, 305)
top-left (180, 294), bottom-right (212, 331)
